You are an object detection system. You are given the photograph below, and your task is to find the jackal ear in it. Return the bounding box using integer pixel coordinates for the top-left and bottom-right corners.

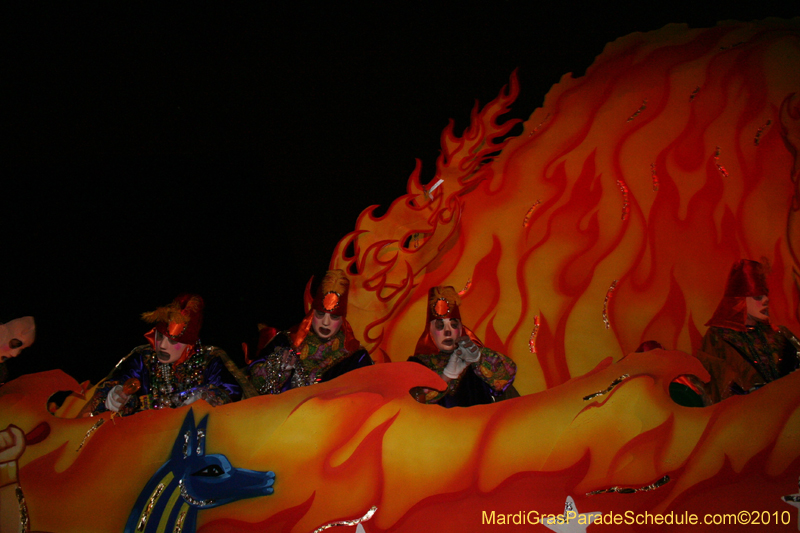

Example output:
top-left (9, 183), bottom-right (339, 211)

top-left (195, 415), bottom-right (209, 456)
top-left (173, 408), bottom-right (197, 459)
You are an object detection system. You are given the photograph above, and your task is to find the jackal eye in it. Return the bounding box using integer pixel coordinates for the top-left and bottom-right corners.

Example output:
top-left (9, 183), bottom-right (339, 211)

top-left (193, 464), bottom-right (224, 477)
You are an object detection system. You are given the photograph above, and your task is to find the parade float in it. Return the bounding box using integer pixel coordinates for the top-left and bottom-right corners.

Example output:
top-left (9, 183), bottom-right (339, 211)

top-left (2, 18), bottom-right (800, 532)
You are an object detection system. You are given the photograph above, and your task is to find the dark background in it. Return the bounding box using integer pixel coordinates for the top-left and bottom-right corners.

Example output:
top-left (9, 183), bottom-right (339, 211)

top-left (3, 3), bottom-right (798, 385)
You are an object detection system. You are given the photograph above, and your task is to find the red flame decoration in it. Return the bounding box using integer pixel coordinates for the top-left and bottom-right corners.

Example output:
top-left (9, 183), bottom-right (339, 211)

top-left (3, 20), bottom-right (800, 533)
top-left (331, 20), bottom-right (800, 392)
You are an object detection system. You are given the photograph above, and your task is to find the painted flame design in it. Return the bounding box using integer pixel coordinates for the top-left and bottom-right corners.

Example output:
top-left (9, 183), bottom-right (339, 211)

top-left (4, 353), bottom-right (800, 531)
top-left (332, 19), bottom-right (800, 395)
top-left (2, 19), bottom-right (800, 533)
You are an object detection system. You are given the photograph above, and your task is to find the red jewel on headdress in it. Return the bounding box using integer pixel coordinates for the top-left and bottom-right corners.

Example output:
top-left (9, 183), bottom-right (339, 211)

top-left (167, 321), bottom-right (188, 339)
top-left (433, 298), bottom-right (450, 318)
top-left (322, 292), bottom-right (341, 312)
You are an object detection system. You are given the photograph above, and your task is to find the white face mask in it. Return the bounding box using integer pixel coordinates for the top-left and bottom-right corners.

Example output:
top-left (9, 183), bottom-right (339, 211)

top-left (745, 295), bottom-right (769, 324)
top-left (0, 317), bottom-right (35, 362)
top-left (429, 318), bottom-right (462, 353)
top-left (155, 331), bottom-right (189, 363)
top-left (311, 311), bottom-right (343, 341)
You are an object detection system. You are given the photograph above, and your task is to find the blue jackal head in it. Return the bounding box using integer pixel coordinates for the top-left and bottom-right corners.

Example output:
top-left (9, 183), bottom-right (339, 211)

top-left (126, 409), bottom-right (275, 532)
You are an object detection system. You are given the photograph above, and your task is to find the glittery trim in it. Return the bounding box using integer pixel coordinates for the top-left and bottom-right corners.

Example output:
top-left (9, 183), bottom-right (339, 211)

top-left (173, 505), bottom-right (188, 533)
top-left (312, 506), bottom-right (378, 532)
top-left (527, 112), bottom-right (551, 136)
top-left (137, 482), bottom-right (166, 531)
top-left (650, 163), bottom-right (659, 192)
top-left (714, 146), bottom-right (729, 178)
top-left (583, 374), bottom-right (630, 401)
top-left (587, 475), bottom-right (670, 495)
top-left (76, 418), bottom-right (105, 452)
top-left (529, 315), bottom-right (540, 354)
top-left (257, 349), bottom-right (296, 394)
top-left (16, 486), bottom-right (30, 533)
top-left (183, 431), bottom-right (191, 458)
top-left (196, 429), bottom-right (205, 456)
top-left (602, 280), bottom-right (618, 330)
top-left (616, 179), bottom-right (629, 221)
top-left (626, 98), bottom-right (647, 122)
top-left (458, 278), bottom-right (472, 297)
top-left (522, 200), bottom-right (541, 228)
top-left (179, 478), bottom-right (215, 507)
top-left (139, 345), bottom-right (217, 412)
top-left (754, 119), bottom-right (772, 145)
top-left (291, 364), bottom-right (311, 388)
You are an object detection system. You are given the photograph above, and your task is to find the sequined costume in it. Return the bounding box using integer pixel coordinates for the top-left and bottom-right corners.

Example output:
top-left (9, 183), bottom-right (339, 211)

top-left (408, 285), bottom-right (517, 408)
top-left (87, 343), bottom-right (241, 416)
top-left (247, 330), bottom-right (372, 395)
top-left (697, 323), bottom-right (798, 402)
top-left (246, 269), bottom-right (373, 395)
top-left (694, 260), bottom-right (800, 403)
top-left (409, 347), bottom-right (517, 407)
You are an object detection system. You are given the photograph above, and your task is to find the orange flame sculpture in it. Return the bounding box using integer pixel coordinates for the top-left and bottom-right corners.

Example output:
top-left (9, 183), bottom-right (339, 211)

top-left (3, 354), bottom-right (800, 532)
top-left (2, 18), bottom-right (800, 533)
top-left (332, 19), bottom-right (800, 396)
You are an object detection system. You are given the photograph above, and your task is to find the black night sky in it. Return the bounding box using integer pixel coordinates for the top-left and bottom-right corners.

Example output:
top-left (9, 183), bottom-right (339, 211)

top-left (3, 3), bottom-right (798, 385)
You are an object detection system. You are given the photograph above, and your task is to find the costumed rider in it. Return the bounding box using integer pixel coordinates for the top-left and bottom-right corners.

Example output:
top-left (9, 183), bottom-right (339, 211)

top-left (0, 317), bottom-right (35, 386)
top-left (695, 259), bottom-right (800, 403)
top-left (408, 286), bottom-right (517, 407)
top-left (85, 294), bottom-right (242, 416)
top-left (246, 269), bottom-right (373, 394)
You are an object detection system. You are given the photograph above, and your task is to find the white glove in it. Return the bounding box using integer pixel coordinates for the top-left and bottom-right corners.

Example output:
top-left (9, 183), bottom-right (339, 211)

top-left (455, 336), bottom-right (481, 363)
top-left (442, 351), bottom-right (468, 379)
top-left (178, 390), bottom-right (203, 406)
top-left (105, 385), bottom-right (129, 412)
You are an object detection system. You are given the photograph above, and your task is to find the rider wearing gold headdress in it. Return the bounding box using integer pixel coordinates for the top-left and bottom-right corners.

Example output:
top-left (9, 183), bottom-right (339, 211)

top-left (247, 269), bottom-right (372, 394)
top-left (408, 286), bottom-right (517, 407)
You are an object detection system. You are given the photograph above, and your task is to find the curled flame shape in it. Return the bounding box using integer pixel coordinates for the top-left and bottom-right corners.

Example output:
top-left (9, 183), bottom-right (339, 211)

top-left (332, 19), bottom-right (800, 395)
top-left (2, 19), bottom-right (800, 533)
top-left (3, 352), bottom-right (800, 531)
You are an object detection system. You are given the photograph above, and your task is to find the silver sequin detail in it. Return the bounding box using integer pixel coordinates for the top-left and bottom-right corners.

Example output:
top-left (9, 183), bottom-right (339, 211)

top-left (312, 506), bottom-right (378, 532)
top-left (196, 429), bottom-right (205, 456)
top-left (179, 478), bottom-right (215, 507)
